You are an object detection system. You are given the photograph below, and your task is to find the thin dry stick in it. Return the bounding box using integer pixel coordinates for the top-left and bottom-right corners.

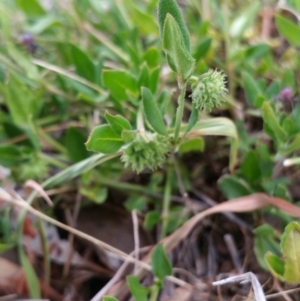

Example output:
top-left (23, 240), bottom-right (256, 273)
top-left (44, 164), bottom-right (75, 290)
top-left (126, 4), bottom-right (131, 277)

top-left (90, 246), bottom-right (152, 301)
top-left (63, 192), bottom-right (82, 277)
top-left (213, 272), bottom-right (266, 301)
top-left (0, 188), bottom-right (187, 288)
top-left (266, 287), bottom-right (300, 299)
top-left (224, 234), bottom-right (243, 274)
top-left (272, 280), bottom-right (294, 301)
top-left (131, 209), bottom-right (140, 274)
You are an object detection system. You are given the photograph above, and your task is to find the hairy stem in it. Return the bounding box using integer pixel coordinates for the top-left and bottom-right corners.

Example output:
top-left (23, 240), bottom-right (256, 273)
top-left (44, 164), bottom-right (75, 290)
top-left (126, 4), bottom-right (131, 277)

top-left (149, 283), bottom-right (160, 301)
top-left (173, 83), bottom-right (187, 143)
top-left (161, 166), bottom-right (172, 239)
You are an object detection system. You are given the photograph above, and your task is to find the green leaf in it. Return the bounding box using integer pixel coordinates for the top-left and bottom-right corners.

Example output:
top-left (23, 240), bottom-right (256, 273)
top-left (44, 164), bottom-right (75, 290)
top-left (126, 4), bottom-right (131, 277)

top-left (103, 70), bottom-right (138, 101)
top-left (103, 296), bottom-right (119, 301)
top-left (86, 125), bottom-right (124, 154)
top-left (0, 73), bottom-right (39, 125)
top-left (183, 117), bottom-right (239, 171)
top-left (144, 211), bottom-right (161, 230)
top-left (138, 64), bottom-right (150, 88)
top-left (148, 67), bottom-right (160, 94)
top-left (240, 150), bottom-right (261, 183)
top-left (144, 48), bottom-right (160, 68)
top-left (179, 137), bottom-right (204, 154)
top-left (128, 3), bottom-right (157, 34)
top-left (127, 276), bottom-right (149, 301)
top-left (41, 153), bottom-right (119, 189)
top-left (281, 222), bottom-right (300, 282)
top-left (218, 175), bottom-right (252, 199)
top-left (142, 87), bottom-right (167, 136)
top-left (80, 186), bottom-right (108, 204)
top-left (265, 253), bottom-right (285, 280)
top-left (0, 145), bottom-right (24, 167)
top-left (19, 249), bottom-right (41, 299)
top-left (186, 104), bottom-right (199, 132)
top-left (281, 69), bottom-right (295, 90)
top-left (193, 37), bottom-right (212, 60)
top-left (262, 102), bottom-right (287, 143)
top-left (0, 243), bottom-right (15, 253)
top-left (71, 44), bottom-right (95, 83)
top-left (151, 244), bottom-right (172, 280)
top-left (26, 15), bottom-right (61, 34)
top-left (65, 127), bottom-right (91, 162)
top-left (7, 46), bottom-right (39, 80)
top-left (242, 72), bottom-right (262, 107)
top-left (105, 112), bottom-right (132, 135)
top-left (121, 130), bottom-right (137, 144)
top-left (125, 195), bottom-right (147, 211)
top-left (254, 225), bottom-right (281, 270)
top-left (230, 1), bottom-right (260, 39)
top-left (245, 43), bottom-right (270, 60)
top-left (275, 14), bottom-right (300, 47)
top-left (158, 0), bottom-right (191, 51)
top-left (162, 14), bottom-right (195, 81)
top-left (16, 0), bottom-right (45, 16)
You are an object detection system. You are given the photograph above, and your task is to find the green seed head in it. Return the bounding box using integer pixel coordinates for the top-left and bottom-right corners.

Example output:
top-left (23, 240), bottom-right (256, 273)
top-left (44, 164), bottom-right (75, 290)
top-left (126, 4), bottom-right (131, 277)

top-left (191, 69), bottom-right (228, 111)
top-left (121, 132), bottom-right (170, 173)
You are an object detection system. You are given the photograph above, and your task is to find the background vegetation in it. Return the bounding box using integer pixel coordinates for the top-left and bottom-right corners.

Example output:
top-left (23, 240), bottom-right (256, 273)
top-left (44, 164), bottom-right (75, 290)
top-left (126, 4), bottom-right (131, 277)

top-left (1, 0), bottom-right (300, 300)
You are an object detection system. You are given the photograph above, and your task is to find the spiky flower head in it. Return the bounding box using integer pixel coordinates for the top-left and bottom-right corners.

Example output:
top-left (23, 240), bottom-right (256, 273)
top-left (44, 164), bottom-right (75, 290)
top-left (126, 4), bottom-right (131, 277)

top-left (191, 69), bottom-right (228, 111)
top-left (121, 132), bottom-right (170, 173)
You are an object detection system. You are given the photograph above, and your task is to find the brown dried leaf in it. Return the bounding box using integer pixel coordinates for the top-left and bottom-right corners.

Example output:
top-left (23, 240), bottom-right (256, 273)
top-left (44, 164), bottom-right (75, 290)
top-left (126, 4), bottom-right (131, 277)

top-left (163, 193), bottom-right (300, 252)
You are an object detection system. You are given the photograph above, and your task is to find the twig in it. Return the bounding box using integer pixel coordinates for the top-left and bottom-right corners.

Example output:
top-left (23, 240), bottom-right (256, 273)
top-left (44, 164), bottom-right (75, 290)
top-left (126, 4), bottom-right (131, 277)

top-left (224, 234), bottom-right (243, 274)
top-left (271, 279), bottom-right (294, 301)
top-left (213, 272), bottom-right (266, 301)
top-left (266, 287), bottom-right (300, 299)
top-left (63, 192), bottom-right (82, 278)
top-left (90, 246), bottom-right (151, 301)
top-left (0, 188), bottom-right (188, 288)
top-left (132, 209), bottom-right (140, 274)
top-left (161, 166), bottom-right (172, 239)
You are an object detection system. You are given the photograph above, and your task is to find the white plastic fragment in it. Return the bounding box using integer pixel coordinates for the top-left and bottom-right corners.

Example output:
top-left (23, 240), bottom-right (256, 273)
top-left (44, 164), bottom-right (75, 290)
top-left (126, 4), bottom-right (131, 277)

top-left (212, 272), bottom-right (266, 301)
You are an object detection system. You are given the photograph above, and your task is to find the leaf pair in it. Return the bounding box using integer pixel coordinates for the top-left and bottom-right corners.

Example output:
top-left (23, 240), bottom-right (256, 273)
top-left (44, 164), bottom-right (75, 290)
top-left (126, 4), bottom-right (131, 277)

top-left (158, 0), bottom-right (195, 81)
top-left (85, 112), bottom-right (131, 153)
top-left (266, 222), bottom-right (300, 283)
top-left (126, 244), bottom-right (172, 301)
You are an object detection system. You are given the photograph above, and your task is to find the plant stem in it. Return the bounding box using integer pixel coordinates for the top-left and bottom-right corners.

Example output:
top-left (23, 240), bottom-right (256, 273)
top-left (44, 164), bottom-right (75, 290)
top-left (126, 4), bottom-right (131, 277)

top-left (40, 153), bottom-right (68, 169)
top-left (173, 83), bottom-right (187, 143)
top-left (137, 102), bottom-right (145, 133)
top-left (37, 127), bottom-right (68, 154)
top-left (149, 283), bottom-right (160, 301)
top-left (161, 166), bottom-right (172, 240)
top-left (223, 4), bottom-right (235, 98)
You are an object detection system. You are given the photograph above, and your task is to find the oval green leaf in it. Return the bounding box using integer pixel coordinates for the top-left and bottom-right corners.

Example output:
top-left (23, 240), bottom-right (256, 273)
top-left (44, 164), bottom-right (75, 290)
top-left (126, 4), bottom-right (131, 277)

top-left (162, 14), bottom-right (195, 80)
top-left (105, 112), bottom-right (132, 135)
top-left (158, 0), bottom-right (191, 52)
top-left (127, 275), bottom-right (149, 301)
top-left (142, 87), bottom-right (167, 136)
top-left (281, 222), bottom-right (300, 283)
top-left (151, 243), bottom-right (173, 280)
top-left (275, 14), bottom-right (300, 47)
top-left (85, 125), bottom-right (124, 154)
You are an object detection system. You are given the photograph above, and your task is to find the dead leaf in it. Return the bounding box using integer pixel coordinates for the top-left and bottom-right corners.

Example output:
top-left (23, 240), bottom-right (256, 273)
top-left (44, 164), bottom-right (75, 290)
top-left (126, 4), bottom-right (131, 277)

top-left (163, 193), bottom-right (300, 253)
